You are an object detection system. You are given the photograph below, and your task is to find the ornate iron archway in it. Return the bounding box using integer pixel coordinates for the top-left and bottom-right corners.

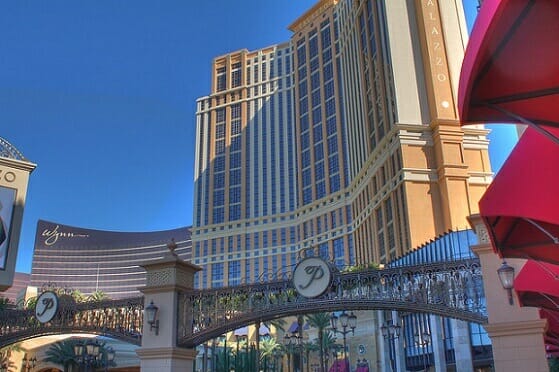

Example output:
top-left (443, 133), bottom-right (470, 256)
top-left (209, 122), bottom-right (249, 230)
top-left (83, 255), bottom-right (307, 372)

top-left (0, 257), bottom-right (485, 349)
top-left (0, 296), bottom-right (143, 348)
top-left (178, 257), bottom-right (485, 347)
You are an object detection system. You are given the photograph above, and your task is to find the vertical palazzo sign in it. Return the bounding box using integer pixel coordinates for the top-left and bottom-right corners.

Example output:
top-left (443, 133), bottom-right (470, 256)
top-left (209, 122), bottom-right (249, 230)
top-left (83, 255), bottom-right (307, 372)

top-left (0, 187), bottom-right (16, 270)
top-left (416, 0), bottom-right (457, 120)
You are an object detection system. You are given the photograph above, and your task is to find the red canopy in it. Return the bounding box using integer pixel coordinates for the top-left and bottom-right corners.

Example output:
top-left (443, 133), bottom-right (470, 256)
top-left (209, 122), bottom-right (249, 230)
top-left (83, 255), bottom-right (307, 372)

top-left (478, 126), bottom-right (559, 262)
top-left (541, 309), bottom-right (559, 344)
top-left (515, 260), bottom-right (559, 310)
top-left (459, 0), bottom-right (559, 134)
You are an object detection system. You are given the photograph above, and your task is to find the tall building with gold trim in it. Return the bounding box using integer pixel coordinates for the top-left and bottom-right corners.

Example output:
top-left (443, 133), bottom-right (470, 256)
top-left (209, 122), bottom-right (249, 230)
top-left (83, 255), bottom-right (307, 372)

top-left (193, 0), bottom-right (491, 287)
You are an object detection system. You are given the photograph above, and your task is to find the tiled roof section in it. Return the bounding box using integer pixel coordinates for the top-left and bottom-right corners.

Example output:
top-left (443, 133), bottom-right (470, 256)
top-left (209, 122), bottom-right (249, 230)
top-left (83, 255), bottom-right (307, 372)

top-left (0, 137), bottom-right (26, 161)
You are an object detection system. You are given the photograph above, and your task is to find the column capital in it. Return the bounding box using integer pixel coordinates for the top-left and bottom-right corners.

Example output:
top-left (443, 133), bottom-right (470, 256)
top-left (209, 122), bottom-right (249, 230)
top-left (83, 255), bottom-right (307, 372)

top-left (140, 251), bottom-right (202, 293)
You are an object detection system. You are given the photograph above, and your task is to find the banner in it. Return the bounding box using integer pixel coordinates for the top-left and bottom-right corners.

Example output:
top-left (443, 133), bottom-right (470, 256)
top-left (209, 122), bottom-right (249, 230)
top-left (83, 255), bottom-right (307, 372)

top-left (0, 186), bottom-right (16, 270)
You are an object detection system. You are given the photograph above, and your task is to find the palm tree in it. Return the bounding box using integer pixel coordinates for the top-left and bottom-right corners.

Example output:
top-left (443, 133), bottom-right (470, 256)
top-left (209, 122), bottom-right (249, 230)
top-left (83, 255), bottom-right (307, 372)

top-left (44, 339), bottom-right (80, 372)
top-left (305, 312), bottom-right (331, 372)
top-left (88, 290), bottom-right (109, 302)
top-left (260, 337), bottom-right (282, 371)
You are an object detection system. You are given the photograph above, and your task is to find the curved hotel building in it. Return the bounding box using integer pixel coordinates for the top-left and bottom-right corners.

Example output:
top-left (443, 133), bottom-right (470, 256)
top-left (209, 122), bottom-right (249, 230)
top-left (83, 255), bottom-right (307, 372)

top-left (193, 0), bottom-right (491, 289)
top-left (30, 220), bottom-right (191, 299)
top-left (192, 0), bottom-right (493, 370)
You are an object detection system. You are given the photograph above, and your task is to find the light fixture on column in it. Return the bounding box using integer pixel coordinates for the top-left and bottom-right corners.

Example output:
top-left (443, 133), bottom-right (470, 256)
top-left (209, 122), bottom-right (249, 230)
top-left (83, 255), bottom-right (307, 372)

top-left (497, 261), bottom-right (515, 305)
top-left (145, 300), bottom-right (160, 335)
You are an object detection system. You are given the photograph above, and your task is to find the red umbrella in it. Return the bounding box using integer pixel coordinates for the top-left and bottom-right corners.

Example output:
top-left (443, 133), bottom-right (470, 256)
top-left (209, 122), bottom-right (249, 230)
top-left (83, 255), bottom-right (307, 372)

top-left (478, 126), bottom-right (559, 262)
top-left (459, 0), bottom-right (559, 142)
top-left (514, 260), bottom-right (559, 310)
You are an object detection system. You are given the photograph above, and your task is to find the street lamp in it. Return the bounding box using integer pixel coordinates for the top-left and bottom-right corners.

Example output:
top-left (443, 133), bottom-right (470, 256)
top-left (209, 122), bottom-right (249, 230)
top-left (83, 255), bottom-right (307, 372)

top-left (284, 333), bottom-right (302, 372)
top-left (414, 332), bottom-right (431, 372)
top-left (330, 311), bottom-right (357, 364)
top-left (102, 347), bottom-right (115, 372)
top-left (497, 261), bottom-right (515, 305)
top-left (236, 334), bottom-right (248, 371)
top-left (74, 339), bottom-right (101, 372)
top-left (380, 320), bottom-right (400, 372)
top-left (145, 300), bottom-right (160, 335)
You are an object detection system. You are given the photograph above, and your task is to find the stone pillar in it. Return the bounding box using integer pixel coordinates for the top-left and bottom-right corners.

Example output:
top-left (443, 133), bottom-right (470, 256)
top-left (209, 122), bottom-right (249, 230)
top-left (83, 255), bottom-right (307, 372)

top-left (450, 319), bottom-right (473, 372)
top-left (468, 214), bottom-right (548, 372)
top-left (0, 153), bottom-right (36, 291)
top-left (429, 315), bottom-right (447, 372)
top-left (136, 245), bottom-right (202, 372)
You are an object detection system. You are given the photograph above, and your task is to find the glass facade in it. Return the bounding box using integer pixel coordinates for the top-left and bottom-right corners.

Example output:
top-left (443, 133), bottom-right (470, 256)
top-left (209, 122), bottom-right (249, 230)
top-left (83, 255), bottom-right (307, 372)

top-left (387, 230), bottom-right (492, 370)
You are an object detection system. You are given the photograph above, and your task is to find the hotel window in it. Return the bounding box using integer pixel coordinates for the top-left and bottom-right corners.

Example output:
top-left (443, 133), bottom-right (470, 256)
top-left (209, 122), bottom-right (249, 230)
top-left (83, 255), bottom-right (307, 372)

top-left (297, 40), bottom-right (306, 66)
top-left (229, 204), bottom-right (241, 221)
top-left (229, 260), bottom-right (241, 285)
top-left (216, 123), bottom-right (225, 139)
top-left (230, 136), bottom-right (241, 151)
top-left (215, 139), bottom-right (225, 155)
top-left (213, 207), bottom-right (224, 224)
top-left (231, 62), bottom-right (242, 88)
top-left (311, 71), bottom-right (320, 92)
top-left (216, 67), bottom-right (226, 92)
top-left (211, 263), bottom-right (224, 288)
top-left (309, 31), bottom-right (318, 58)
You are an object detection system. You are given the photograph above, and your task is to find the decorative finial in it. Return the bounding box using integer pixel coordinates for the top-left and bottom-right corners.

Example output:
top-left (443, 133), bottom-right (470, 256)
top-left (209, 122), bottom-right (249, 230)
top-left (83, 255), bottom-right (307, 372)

top-left (167, 239), bottom-right (178, 255)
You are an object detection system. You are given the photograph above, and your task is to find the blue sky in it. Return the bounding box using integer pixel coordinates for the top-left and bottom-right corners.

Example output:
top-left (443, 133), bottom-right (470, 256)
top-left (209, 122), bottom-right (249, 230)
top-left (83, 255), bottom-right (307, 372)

top-left (1, 0), bottom-right (516, 274)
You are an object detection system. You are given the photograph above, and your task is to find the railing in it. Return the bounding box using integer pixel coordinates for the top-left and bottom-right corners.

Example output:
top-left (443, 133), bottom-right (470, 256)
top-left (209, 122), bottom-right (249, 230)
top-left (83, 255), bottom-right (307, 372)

top-left (0, 296), bottom-right (143, 348)
top-left (178, 258), bottom-right (486, 347)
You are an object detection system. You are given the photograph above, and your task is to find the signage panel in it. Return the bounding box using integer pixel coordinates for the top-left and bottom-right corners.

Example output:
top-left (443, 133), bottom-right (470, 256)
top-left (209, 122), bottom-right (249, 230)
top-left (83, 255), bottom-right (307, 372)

top-left (0, 186), bottom-right (16, 270)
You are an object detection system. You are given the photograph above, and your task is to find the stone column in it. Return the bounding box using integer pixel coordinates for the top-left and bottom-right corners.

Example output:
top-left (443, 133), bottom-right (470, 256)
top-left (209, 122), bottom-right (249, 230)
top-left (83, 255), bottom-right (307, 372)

top-left (450, 318), bottom-right (472, 372)
top-left (136, 245), bottom-right (202, 372)
top-left (468, 214), bottom-right (548, 372)
top-left (429, 315), bottom-right (447, 372)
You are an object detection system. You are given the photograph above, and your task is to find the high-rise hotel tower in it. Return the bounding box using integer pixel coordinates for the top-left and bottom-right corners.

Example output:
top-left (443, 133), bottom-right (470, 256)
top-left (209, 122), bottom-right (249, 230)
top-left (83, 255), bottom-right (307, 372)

top-left (192, 0), bottom-right (491, 288)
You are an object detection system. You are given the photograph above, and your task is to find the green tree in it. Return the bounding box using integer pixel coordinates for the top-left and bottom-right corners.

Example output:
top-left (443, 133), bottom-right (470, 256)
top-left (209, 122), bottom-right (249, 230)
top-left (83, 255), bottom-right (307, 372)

top-left (44, 339), bottom-right (80, 372)
top-left (260, 337), bottom-right (281, 371)
top-left (0, 297), bottom-right (11, 311)
top-left (88, 290), bottom-right (109, 302)
top-left (71, 290), bottom-right (86, 303)
top-left (305, 312), bottom-right (332, 372)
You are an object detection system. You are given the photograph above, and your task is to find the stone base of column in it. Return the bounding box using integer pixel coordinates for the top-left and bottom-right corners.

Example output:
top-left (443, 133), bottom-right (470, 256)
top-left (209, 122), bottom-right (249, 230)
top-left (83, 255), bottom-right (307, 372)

top-left (485, 319), bottom-right (548, 372)
top-left (137, 347), bottom-right (197, 372)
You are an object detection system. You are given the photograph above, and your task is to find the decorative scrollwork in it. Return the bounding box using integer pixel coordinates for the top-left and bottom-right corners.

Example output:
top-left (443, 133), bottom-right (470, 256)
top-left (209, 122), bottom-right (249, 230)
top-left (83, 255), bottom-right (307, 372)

top-left (177, 258), bottom-right (486, 347)
top-left (0, 297), bottom-right (144, 348)
top-left (0, 137), bottom-right (26, 161)
top-left (1, 259), bottom-right (487, 349)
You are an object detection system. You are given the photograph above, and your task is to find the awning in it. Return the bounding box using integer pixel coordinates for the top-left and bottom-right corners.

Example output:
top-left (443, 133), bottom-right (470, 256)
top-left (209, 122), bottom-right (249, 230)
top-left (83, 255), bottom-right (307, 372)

top-left (459, 0), bottom-right (559, 141)
top-left (541, 309), bottom-right (559, 343)
top-left (478, 126), bottom-right (559, 263)
top-left (514, 260), bottom-right (559, 310)
top-left (234, 326), bottom-right (248, 336)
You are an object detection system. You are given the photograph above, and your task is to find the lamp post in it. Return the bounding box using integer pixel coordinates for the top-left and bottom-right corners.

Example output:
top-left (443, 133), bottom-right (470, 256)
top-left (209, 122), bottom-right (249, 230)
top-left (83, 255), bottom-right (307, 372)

top-left (414, 332), bottom-right (431, 372)
top-left (284, 333), bottom-right (302, 372)
top-left (330, 311), bottom-right (357, 366)
top-left (497, 261), bottom-right (515, 305)
top-left (102, 347), bottom-right (115, 372)
top-left (74, 339), bottom-right (101, 372)
top-left (236, 334), bottom-right (248, 371)
top-left (380, 321), bottom-right (401, 372)
top-left (22, 355), bottom-right (37, 371)
top-left (145, 300), bottom-right (160, 335)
